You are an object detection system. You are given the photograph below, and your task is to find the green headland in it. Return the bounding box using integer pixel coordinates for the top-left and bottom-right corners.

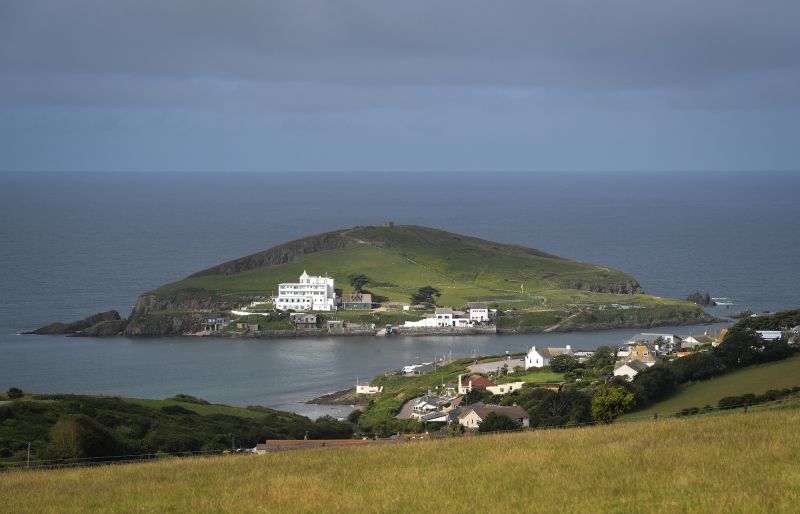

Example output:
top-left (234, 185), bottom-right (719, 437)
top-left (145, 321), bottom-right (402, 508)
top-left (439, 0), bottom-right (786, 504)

top-left (123, 224), bottom-right (712, 336)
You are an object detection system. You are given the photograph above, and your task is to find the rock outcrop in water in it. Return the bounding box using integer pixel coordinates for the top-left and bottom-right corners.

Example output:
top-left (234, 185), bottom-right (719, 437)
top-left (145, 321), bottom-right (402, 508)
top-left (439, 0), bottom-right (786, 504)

top-left (24, 310), bottom-right (127, 336)
top-left (686, 291), bottom-right (716, 307)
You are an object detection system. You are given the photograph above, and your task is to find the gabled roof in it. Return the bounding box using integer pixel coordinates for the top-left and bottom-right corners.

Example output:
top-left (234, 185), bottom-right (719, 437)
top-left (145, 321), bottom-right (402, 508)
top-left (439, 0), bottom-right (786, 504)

top-left (528, 346), bottom-right (552, 359)
top-left (460, 403), bottom-right (529, 421)
top-left (435, 307), bottom-right (454, 315)
top-left (467, 302), bottom-right (488, 310)
top-left (615, 360), bottom-right (648, 372)
top-left (461, 375), bottom-right (495, 389)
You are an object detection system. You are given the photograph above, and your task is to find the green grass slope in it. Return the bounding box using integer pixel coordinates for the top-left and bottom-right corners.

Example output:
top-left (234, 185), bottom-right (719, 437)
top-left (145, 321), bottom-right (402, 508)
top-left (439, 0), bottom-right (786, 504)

top-left (138, 225), bottom-right (709, 332)
top-left (3, 409), bottom-right (799, 513)
top-left (623, 355), bottom-right (800, 419)
top-left (0, 394), bottom-right (350, 469)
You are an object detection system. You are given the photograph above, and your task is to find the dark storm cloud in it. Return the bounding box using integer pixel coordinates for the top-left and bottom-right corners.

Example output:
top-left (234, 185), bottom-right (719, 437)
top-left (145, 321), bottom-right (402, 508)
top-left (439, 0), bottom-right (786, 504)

top-left (1, 0), bottom-right (799, 102)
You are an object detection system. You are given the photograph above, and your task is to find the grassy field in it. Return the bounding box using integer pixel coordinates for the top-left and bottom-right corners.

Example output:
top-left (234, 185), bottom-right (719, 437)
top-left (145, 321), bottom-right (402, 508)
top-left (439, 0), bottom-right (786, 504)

top-left (2, 409), bottom-right (799, 513)
top-left (145, 225), bottom-right (708, 330)
top-left (623, 355), bottom-right (800, 419)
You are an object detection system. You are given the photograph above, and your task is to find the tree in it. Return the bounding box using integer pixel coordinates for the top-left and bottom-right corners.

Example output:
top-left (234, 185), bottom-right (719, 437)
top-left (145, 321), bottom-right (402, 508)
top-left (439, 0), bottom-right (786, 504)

top-left (49, 414), bottom-right (118, 459)
top-left (714, 326), bottom-right (793, 368)
top-left (347, 274), bottom-right (370, 293)
top-left (591, 385), bottom-right (634, 423)
top-left (410, 286), bottom-right (441, 306)
top-left (632, 365), bottom-right (677, 406)
top-left (478, 412), bottom-right (520, 432)
top-left (6, 387), bottom-right (23, 400)
top-left (587, 346), bottom-right (617, 370)
top-left (550, 354), bottom-right (579, 373)
top-left (464, 388), bottom-right (494, 405)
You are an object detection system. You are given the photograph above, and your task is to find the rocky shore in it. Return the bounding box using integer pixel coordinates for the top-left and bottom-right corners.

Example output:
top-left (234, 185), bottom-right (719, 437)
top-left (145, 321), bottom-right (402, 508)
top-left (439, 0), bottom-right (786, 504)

top-left (306, 388), bottom-right (371, 406)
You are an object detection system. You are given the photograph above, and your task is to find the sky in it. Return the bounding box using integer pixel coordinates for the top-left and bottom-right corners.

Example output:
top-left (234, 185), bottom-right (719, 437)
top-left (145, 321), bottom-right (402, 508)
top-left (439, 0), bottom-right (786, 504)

top-left (1, 1), bottom-right (799, 173)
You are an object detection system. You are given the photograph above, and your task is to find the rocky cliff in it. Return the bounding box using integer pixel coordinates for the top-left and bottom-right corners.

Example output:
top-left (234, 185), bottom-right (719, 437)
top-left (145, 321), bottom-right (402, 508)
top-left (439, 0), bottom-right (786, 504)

top-left (24, 310), bottom-right (124, 335)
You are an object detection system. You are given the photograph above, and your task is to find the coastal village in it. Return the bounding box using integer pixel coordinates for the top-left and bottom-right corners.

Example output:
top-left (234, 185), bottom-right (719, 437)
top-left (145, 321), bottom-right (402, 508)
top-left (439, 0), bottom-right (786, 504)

top-left (341, 326), bottom-right (799, 435)
top-left (194, 268), bottom-right (799, 434)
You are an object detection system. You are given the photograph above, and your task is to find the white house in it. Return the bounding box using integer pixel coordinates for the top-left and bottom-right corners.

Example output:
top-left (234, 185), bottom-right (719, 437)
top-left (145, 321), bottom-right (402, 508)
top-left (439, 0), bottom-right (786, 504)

top-left (355, 383), bottom-right (383, 395)
top-left (757, 330), bottom-right (783, 341)
top-left (273, 271), bottom-right (337, 312)
top-left (525, 345), bottom-right (572, 369)
top-left (401, 307), bottom-right (473, 329)
top-left (613, 360), bottom-right (648, 381)
top-left (467, 302), bottom-right (489, 322)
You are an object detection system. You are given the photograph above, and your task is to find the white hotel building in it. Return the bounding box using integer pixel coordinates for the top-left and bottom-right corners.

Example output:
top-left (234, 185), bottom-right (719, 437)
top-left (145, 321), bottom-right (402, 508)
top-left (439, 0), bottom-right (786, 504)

top-left (273, 271), bottom-right (337, 312)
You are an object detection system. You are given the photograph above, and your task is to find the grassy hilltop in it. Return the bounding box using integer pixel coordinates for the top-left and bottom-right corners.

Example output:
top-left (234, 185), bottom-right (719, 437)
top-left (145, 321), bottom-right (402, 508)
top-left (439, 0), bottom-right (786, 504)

top-left (2, 409), bottom-right (799, 513)
top-left (129, 225), bottom-right (710, 334)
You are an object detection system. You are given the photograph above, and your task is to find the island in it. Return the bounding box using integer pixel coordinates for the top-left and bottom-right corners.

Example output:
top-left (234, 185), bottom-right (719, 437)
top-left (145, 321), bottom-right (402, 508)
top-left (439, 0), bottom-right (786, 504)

top-left (28, 224), bottom-right (714, 337)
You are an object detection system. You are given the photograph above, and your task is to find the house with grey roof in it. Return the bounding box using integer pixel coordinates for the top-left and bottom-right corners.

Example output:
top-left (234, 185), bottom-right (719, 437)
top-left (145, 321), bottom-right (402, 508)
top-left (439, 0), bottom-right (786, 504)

top-left (613, 360), bottom-right (648, 381)
top-left (458, 403), bottom-right (530, 429)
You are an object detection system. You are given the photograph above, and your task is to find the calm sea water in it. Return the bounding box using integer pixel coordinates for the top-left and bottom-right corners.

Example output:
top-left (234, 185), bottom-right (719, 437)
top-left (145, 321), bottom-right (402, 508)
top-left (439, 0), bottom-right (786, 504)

top-left (0, 172), bottom-right (798, 417)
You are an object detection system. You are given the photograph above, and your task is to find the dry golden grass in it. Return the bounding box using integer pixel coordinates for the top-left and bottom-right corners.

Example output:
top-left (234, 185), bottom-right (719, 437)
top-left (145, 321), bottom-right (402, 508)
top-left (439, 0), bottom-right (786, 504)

top-left (2, 410), bottom-right (799, 513)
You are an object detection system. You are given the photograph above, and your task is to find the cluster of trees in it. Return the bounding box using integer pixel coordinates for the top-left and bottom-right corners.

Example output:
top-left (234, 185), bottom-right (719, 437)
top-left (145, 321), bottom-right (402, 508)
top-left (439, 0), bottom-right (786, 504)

top-left (499, 387), bottom-right (593, 428)
top-left (0, 395), bottom-right (353, 465)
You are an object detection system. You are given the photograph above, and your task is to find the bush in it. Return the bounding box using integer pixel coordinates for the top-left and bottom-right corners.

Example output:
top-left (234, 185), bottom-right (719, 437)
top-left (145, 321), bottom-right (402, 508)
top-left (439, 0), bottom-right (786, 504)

top-left (591, 386), bottom-right (634, 423)
top-left (167, 394), bottom-right (210, 405)
top-left (550, 355), bottom-right (579, 373)
top-left (7, 387), bottom-right (23, 400)
top-left (478, 412), bottom-right (520, 433)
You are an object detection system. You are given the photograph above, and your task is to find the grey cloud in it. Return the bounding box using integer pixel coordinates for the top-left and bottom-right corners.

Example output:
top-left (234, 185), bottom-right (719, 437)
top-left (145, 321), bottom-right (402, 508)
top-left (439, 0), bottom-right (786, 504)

top-left (1, 0), bottom-right (799, 92)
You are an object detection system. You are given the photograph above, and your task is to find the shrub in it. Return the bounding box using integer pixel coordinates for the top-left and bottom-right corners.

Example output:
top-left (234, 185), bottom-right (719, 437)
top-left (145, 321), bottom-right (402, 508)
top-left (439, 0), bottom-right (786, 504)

top-left (591, 386), bottom-right (634, 423)
top-left (478, 412), bottom-right (520, 433)
top-left (7, 387), bottom-right (23, 400)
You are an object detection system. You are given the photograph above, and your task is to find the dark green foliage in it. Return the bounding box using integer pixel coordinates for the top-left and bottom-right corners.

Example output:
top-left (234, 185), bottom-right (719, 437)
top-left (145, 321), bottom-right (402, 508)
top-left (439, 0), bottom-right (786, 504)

top-left (587, 346), bottom-right (617, 370)
top-left (669, 352), bottom-right (725, 383)
top-left (550, 354), bottom-right (579, 373)
top-left (715, 326), bottom-right (794, 368)
top-left (49, 414), bottom-right (119, 459)
top-left (477, 412), bottom-right (520, 432)
top-left (676, 407), bottom-right (700, 417)
top-left (167, 394), bottom-right (210, 405)
top-left (464, 388), bottom-right (495, 405)
top-left (308, 416), bottom-right (354, 439)
top-left (7, 387), bottom-right (23, 400)
top-left (346, 409), bottom-right (362, 424)
top-left (717, 388), bottom-right (797, 411)
top-left (0, 395), bottom-right (352, 467)
top-left (500, 387), bottom-right (592, 427)
top-left (632, 366), bottom-right (678, 405)
top-left (410, 286), bottom-right (441, 306)
top-left (591, 385), bottom-right (634, 423)
top-left (718, 394), bottom-right (757, 410)
top-left (735, 309), bottom-right (800, 331)
top-left (347, 274), bottom-right (370, 292)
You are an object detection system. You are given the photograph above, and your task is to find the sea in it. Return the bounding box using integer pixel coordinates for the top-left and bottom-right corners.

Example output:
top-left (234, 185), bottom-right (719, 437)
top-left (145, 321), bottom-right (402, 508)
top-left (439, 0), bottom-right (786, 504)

top-left (1, 171), bottom-right (798, 418)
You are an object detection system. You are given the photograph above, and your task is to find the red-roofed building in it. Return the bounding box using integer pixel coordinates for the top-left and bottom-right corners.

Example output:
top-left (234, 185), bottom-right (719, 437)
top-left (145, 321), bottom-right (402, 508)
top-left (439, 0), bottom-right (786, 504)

top-left (458, 374), bottom-right (495, 394)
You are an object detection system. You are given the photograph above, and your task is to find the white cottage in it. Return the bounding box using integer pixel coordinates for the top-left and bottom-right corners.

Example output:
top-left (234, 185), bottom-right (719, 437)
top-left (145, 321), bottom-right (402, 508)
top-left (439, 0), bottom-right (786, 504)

top-left (613, 360), bottom-right (648, 381)
top-left (525, 345), bottom-right (572, 369)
